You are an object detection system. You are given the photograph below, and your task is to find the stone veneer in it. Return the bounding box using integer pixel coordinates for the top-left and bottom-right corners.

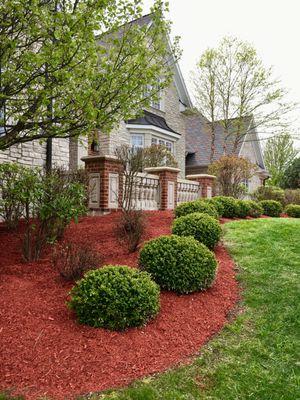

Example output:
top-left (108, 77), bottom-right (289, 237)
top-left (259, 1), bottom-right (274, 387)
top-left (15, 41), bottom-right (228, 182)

top-left (96, 80), bottom-right (187, 178)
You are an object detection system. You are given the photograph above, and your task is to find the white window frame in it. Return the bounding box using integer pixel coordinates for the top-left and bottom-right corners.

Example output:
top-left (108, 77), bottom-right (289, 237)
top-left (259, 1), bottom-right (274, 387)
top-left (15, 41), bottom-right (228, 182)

top-left (130, 134), bottom-right (144, 149)
top-left (145, 78), bottom-right (163, 111)
top-left (151, 136), bottom-right (174, 154)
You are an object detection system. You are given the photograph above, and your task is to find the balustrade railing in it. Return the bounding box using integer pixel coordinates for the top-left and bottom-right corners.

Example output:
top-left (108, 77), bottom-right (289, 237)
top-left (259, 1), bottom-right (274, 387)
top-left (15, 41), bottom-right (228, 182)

top-left (177, 178), bottom-right (200, 204)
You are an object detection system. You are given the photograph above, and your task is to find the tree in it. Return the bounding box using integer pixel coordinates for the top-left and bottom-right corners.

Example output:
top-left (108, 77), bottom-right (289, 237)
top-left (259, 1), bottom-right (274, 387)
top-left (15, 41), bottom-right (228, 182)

top-left (208, 155), bottom-right (255, 198)
top-left (264, 133), bottom-right (298, 186)
top-left (192, 37), bottom-right (295, 161)
top-left (0, 0), bottom-right (179, 151)
top-left (282, 157), bottom-right (300, 189)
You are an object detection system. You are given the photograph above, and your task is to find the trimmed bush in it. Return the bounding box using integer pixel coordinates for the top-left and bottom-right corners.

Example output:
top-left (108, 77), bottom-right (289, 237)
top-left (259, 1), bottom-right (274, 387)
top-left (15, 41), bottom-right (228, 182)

top-left (284, 189), bottom-right (300, 206)
top-left (253, 186), bottom-right (285, 205)
top-left (204, 198), bottom-right (225, 217)
top-left (139, 235), bottom-right (217, 294)
top-left (244, 200), bottom-right (263, 218)
top-left (236, 200), bottom-right (252, 218)
top-left (68, 266), bottom-right (160, 331)
top-left (175, 200), bottom-right (219, 219)
top-left (213, 196), bottom-right (240, 218)
top-left (172, 212), bottom-right (221, 249)
top-left (259, 200), bottom-right (283, 217)
top-left (285, 204), bottom-right (300, 218)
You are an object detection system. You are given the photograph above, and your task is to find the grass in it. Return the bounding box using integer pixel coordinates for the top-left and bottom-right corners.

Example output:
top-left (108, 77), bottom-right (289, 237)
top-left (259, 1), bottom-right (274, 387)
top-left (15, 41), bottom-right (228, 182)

top-left (1, 218), bottom-right (299, 400)
top-left (90, 218), bottom-right (300, 400)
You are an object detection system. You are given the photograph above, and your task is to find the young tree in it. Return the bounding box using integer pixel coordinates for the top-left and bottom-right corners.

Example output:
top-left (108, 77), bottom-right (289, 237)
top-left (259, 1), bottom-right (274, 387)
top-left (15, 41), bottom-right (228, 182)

top-left (264, 133), bottom-right (298, 186)
top-left (192, 37), bottom-right (295, 160)
top-left (282, 157), bottom-right (300, 189)
top-left (0, 0), bottom-right (179, 153)
top-left (208, 155), bottom-right (255, 198)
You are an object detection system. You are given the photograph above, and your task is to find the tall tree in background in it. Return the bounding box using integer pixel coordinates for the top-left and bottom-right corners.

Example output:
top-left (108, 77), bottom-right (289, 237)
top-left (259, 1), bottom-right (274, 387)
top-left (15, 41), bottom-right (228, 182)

top-left (264, 133), bottom-right (298, 186)
top-left (0, 0), bottom-right (179, 151)
top-left (192, 37), bottom-right (295, 161)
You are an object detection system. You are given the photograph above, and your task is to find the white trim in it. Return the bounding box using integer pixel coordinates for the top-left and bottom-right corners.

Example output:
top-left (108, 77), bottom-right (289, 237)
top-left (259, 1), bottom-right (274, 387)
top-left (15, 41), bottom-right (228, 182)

top-left (126, 124), bottom-right (181, 139)
top-left (186, 174), bottom-right (217, 179)
top-left (145, 166), bottom-right (181, 173)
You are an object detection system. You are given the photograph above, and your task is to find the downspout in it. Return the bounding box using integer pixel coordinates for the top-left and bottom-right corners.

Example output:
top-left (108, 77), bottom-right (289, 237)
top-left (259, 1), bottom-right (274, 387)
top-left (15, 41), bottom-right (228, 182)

top-left (46, 137), bottom-right (52, 172)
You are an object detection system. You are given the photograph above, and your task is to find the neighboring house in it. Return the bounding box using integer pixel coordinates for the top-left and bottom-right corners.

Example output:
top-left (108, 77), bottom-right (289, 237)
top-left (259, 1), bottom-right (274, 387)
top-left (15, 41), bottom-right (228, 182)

top-left (185, 112), bottom-right (269, 193)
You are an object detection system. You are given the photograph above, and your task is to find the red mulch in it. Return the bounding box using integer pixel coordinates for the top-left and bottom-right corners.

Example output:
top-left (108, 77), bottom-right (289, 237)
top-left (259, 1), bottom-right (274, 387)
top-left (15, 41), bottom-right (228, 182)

top-left (0, 212), bottom-right (239, 400)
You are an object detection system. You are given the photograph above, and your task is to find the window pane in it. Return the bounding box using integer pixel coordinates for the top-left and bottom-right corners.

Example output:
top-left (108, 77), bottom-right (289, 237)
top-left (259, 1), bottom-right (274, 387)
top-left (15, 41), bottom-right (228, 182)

top-left (131, 135), bottom-right (144, 148)
top-left (151, 137), bottom-right (158, 145)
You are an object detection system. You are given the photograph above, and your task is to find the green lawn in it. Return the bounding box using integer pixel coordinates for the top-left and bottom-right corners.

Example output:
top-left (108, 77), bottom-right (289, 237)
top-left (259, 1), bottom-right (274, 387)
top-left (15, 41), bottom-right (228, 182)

top-left (92, 218), bottom-right (300, 400)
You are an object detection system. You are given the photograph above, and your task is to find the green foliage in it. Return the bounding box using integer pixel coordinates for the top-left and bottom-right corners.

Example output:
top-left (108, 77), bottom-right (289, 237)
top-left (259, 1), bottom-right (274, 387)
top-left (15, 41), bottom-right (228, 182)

top-left (213, 196), bottom-right (240, 218)
top-left (259, 200), bottom-right (283, 217)
top-left (68, 266), bottom-right (160, 331)
top-left (282, 157), bottom-right (300, 189)
top-left (139, 235), bottom-right (217, 294)
top-left (0, 0), bottom-right (179, 150)
top-left (203, 198), bottom-right (225, 217)
top-left (252, 185), bottom-right (285, 204)
top-left (285, 204), bottom-right (300, 218)
top-left (0, 163), bottom-right (25, 229)
top-left (284, 189), bottom-right (300, 205)
top-left (243, 200), bottom-right (263, 218)
top-left (235, 200), bottom-right (251, 218)
top-left (174, 200), bottom-right (219, 219)
top-left (172, 212), bottom-right (221, 249)
top-left (264, 133), bottom-right (298, 187)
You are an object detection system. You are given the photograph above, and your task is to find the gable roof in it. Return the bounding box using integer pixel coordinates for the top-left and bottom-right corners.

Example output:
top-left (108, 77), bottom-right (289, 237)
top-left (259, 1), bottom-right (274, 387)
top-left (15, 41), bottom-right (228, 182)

top-left (185, 112), bottom-right (266, 169)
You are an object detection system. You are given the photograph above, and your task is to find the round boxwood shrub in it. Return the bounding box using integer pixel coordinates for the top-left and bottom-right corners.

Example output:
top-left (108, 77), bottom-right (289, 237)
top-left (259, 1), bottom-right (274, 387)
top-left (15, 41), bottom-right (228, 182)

top-left (175, 200), bottom-right (219, 219)
top-left (204, 198), bottom-right (225, 217)
top-left (235, 200), bottom-right (251, 218)
top-left (213, 196), bottom-right (240, 218)
top-left (172, 212), bottom-right (221, 249)
top-left (259, 200), bottom-right (283, 217)
top-left (285, 204), bottom-right (300, 218)
top-left (244, 200), bottom-right (263, 218)
top-left (68, 265), bottom-right (160, 331)
top-left (139, 235), bottom-right (217, 294)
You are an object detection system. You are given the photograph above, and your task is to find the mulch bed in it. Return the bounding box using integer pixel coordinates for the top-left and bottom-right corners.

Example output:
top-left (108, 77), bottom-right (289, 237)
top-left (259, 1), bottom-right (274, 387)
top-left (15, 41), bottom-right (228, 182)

top-left (0, 212), bottom-right (239, 399)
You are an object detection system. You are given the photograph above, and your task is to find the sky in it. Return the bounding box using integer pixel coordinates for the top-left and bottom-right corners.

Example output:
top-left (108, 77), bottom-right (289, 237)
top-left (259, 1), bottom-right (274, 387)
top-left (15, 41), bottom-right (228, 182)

top-left (143, 0), bottom-right (300, 144)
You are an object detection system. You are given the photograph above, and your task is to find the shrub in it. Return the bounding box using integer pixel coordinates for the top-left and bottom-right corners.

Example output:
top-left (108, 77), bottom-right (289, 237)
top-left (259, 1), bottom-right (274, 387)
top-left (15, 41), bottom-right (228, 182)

top-left (68, 266), bottom-right (160, 331)
top-left (243, 200), bottom-right (263, 218)
top-left (282, 157), bottom-right (300, 189)
top-left (172, 212), bottom-right (221, 249)
top-left (285, 204), bottom-right (300, 218)
top-left (0, 163), bottom-right (25, 229)
top-left (175, 200), bottom-right (219, 219)
top-left (139, 235), bottom-right (217, 294)
top-left (259, 200), bottom-right (283, 217)
top-left (115, 210), bottom-right (146, 253)
top-left (253, 186), bottom-right (285, 205)
top-left (52, 241), bottom-right (103, 281)
top-left (284, 189), bottom-right (300, 206)
top-left (203, 198), bottom-right (225, 217)
top-left (235, 200), bottom-right (252, 218)
top-left (213, 196), bottom-right (240, 218)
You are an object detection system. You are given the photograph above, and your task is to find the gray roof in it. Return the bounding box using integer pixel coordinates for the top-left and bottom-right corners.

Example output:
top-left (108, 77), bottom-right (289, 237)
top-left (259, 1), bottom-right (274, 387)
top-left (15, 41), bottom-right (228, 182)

top-left (185, 113), bottom-right (255, 167)
top-left (127, 110), bottom-right (179, 135)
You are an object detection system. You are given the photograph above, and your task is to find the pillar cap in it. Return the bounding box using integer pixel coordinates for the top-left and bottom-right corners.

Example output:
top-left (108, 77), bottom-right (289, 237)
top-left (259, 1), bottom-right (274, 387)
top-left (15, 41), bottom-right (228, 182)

top-left (144, 166), bottom-right (181, 173)
top-left (186, 174), bottom-right (216, 179)
top-left (81, 155), bottom-right (120, 163)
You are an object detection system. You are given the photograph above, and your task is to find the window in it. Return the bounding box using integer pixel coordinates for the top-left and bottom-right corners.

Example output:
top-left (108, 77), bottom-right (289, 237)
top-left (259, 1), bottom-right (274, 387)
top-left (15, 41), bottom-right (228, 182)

top-left (151, 137), bottom-right (174, 153)
top-left (145, 79), bottom-right (162, 110)
top-left (131, 134), bottom-right (144, 149)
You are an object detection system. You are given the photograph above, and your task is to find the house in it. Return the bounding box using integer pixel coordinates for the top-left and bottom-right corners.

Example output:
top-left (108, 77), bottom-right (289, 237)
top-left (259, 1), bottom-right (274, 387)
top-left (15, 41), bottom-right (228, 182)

top-left (185, 112), bottom-right (269, 193)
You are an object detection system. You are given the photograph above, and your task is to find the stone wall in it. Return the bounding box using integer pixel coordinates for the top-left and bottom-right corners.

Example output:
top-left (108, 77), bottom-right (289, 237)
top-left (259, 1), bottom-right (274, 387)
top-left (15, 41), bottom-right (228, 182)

top-left (96, 80), bottom-right (187, 178)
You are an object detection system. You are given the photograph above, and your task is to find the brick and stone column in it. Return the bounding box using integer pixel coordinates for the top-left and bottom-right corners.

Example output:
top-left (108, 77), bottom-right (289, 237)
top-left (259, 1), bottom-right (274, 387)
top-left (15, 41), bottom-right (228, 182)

top-left (82, 155), bottom-right (123, 213)
top-left (186, 174), bottom-right (217, 198)
top-left (145, 167), bottom-right (181, 210)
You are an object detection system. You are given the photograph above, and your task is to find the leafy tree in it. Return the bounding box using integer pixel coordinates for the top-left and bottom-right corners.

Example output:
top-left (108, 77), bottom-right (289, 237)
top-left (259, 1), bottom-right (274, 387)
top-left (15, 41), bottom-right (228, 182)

top-left (208, 155), bottom-right (255, 198)
top-left (192, 37), bottom-right (295, 161)
top-left (0, 0), bottom-right (179, 151)
top-left (282, 157), bottom-right (300, 189)
top-left (264, 133), bottom-right (298, 186)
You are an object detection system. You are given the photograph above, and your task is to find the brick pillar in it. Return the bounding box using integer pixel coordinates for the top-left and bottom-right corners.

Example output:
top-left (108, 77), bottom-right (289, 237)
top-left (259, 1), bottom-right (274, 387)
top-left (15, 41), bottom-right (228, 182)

top-left (186, 174), bottom-right (217, 198)
top-left (145, 167), bottom-right (180, 210)
top-left (82, 155), bottom-right (123, 213)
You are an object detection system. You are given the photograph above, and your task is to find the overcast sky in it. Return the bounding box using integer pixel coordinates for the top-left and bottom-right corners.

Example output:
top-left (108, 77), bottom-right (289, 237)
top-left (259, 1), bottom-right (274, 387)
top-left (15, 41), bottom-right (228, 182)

top-left (143, 0), bottom-right (300, 142)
